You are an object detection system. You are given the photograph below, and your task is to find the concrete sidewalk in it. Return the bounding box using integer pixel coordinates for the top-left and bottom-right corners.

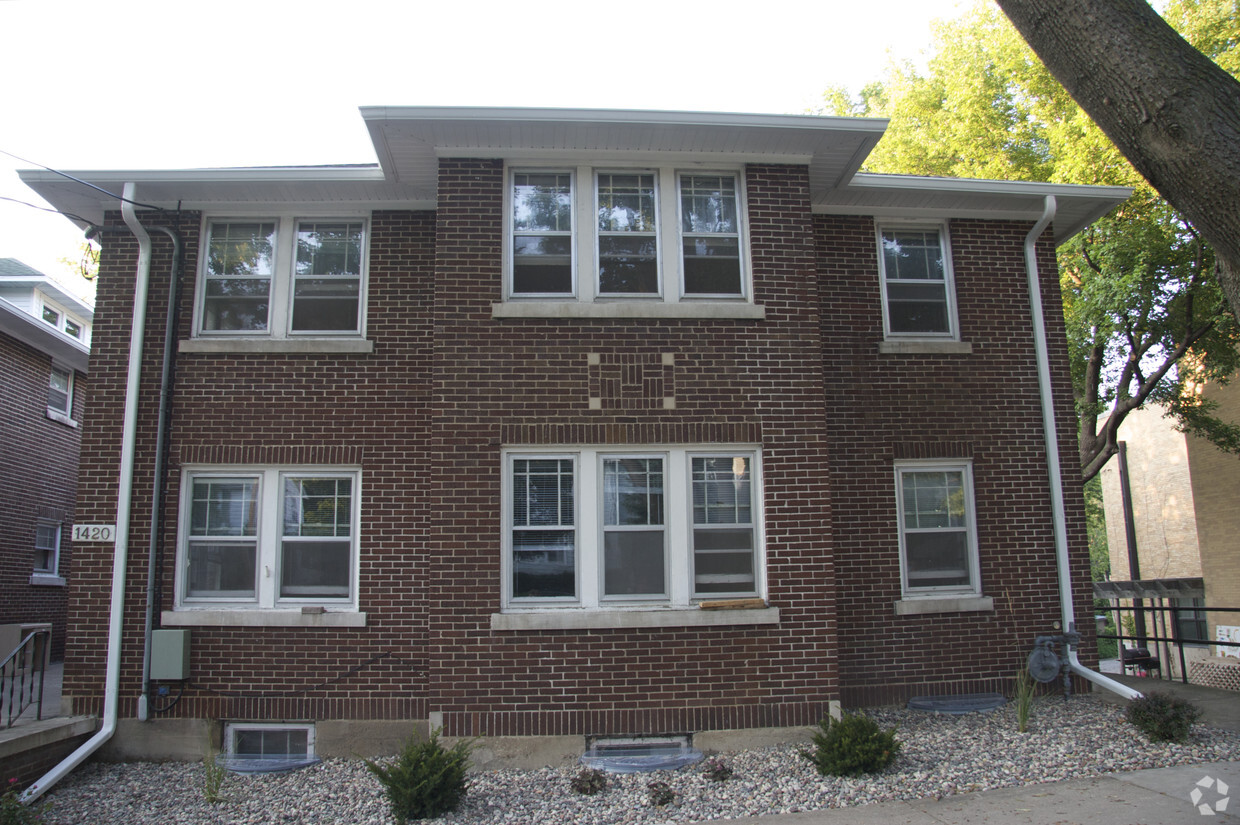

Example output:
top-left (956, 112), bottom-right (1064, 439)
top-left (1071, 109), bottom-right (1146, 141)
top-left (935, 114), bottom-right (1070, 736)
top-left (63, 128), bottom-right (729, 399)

top-left (702, 675), bottom-right (1240, 825)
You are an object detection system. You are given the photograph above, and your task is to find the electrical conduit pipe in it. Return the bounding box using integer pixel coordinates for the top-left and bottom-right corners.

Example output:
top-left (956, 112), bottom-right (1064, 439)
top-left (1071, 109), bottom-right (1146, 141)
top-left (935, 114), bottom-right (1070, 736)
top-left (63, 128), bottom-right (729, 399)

top-left (21, 183), bottom-right (153, 803)
top-left (1023, 195), bottom-right (1141, 701)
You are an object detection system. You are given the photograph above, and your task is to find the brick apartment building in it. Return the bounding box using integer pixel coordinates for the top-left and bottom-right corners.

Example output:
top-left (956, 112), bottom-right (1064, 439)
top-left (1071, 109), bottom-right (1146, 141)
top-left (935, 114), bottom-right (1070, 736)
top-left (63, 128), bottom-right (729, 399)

top-left (0, 259), bottom-right (92, 661)
top-left (20, 108), bottom-right (1130, 762)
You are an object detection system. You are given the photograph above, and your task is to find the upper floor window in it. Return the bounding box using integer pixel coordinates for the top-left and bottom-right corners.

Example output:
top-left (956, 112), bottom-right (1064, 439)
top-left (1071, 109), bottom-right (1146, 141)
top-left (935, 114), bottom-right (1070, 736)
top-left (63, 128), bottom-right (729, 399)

top-left (39, 298), bottom-right (86, 341)
top-left (505, 168), bottom-right (749, 304)
top-left (197, 218), bottom-right (367, 337)
top-left (877, 223), bottom-right (958, 339)
top-left (176, 467), bottom-right (360, 611)
top-left (503, 447), bottom-right (762, 610)
top-left (894, 461), bottom-right (980, 598)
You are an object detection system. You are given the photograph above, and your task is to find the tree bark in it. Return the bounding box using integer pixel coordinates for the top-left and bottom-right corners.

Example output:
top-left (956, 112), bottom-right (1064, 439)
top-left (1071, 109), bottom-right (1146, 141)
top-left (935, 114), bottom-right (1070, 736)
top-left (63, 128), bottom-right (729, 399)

top-left (995, 0), bottom-right (1240, 319)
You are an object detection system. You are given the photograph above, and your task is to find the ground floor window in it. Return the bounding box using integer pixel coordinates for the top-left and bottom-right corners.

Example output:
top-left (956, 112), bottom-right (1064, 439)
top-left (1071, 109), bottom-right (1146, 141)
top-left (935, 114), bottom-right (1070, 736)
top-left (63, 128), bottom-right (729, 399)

top-left (176, 467), bottom-right (360, 611)
top-left (894, 460), bottom-right (981, 598)
top-left (503, 446), bottom-right (763, 610)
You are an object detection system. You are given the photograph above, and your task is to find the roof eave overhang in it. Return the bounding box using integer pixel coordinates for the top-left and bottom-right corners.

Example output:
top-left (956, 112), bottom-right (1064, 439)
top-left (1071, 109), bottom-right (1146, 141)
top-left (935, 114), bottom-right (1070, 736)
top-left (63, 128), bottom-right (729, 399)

top-left (817, 172), bottom-right (1133, 245)
top-left (0, 297), bottom-right (90, 372)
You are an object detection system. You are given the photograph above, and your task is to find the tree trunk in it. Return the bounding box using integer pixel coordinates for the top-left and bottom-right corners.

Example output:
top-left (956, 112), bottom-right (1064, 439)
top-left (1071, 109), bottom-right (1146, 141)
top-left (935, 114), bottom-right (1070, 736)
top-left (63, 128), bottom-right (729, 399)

top-left (995, 0), bottom-right (1240, 319)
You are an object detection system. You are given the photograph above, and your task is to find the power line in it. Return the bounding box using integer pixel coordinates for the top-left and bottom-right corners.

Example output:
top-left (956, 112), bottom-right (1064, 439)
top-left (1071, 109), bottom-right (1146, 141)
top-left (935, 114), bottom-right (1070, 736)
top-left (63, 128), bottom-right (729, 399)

top-left (1, 147), bottom-right (169, 213)
top-left (0, 195), bottom-right (93, 227)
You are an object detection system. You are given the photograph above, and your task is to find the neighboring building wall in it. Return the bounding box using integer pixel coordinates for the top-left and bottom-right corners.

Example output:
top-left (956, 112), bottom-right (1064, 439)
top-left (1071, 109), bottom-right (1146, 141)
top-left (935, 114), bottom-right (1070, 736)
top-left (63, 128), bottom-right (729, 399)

top-left (1099, 405), bottom-right (1203, 582)
top-left (1186, 379), bottom-right (1240, 645)
top-left (0, 331), bottom-right (82, 659)
top-left (819, 216), bottom-right (1094, 706)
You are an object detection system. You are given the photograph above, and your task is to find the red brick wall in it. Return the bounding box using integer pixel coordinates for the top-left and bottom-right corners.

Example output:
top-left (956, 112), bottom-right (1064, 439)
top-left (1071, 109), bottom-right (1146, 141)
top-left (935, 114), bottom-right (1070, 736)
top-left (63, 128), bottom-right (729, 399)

top-left (64, 161), bottom-right (1093, 738)
top-left (0, 331), bottom-right (82, 659)
top-left (816, 215), bottom-right (1095, 706)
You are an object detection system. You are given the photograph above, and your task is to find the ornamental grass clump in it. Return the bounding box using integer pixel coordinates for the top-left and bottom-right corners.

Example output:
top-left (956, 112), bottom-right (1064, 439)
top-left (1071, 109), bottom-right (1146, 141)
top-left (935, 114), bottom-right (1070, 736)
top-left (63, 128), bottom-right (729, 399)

top-left (1125, 691), bottom-right (1203, 744)
top-left (364, 730), bottom-right (474, 823)
top-left (800, 712), bottom-right (901, 777)
top-left (1014, 667), bottom-right (1037, 733)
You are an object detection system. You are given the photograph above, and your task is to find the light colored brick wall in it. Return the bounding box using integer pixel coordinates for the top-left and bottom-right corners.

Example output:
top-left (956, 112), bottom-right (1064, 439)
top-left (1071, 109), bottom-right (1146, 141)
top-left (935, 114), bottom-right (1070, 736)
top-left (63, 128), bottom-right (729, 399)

top-left (1099, 405), bottom-right (1202, 582)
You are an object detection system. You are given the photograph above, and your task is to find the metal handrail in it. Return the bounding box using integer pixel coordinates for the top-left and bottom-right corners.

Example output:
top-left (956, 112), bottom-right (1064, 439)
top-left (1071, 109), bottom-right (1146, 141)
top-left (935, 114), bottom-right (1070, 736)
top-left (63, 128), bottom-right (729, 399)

top-left (1, 629), bottom-right (51, 728)
top-left (1095, 603), bottom-right (1240, 685)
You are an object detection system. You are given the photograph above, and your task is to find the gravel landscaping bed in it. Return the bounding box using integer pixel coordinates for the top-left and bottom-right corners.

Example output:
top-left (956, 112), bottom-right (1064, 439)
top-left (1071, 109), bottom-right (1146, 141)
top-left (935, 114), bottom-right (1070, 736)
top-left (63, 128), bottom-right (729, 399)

top-left (33, 696), bottom-right (1240, 825)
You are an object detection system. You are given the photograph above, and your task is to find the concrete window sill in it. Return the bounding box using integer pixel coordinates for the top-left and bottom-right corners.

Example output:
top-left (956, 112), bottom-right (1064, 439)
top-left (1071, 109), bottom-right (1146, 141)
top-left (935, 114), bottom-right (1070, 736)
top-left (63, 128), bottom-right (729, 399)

top-left (161, 610), bottom-right (367, 628)
top-left (878, 340), bottom-right (973, 355)
top-left (491, 606), bottom-right (779, 631)
top-left (179, 338), bottom-right (374, 355)
top-left (492, 302), bottom-right (766, 321)
top-left (894, 596), bottom-right (994, 616)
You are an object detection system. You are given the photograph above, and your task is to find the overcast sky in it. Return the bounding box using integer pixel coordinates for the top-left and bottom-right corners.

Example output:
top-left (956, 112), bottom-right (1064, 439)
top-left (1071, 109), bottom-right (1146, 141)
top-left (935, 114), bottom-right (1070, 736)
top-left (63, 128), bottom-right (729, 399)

top-left (0, 0), bottom-right (967, 293)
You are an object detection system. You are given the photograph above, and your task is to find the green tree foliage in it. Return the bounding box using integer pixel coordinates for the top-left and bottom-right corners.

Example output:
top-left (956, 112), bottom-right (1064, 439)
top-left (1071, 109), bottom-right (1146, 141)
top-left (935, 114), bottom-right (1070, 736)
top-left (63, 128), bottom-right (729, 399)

top-left (820, 0), bottom-right (1240, 483)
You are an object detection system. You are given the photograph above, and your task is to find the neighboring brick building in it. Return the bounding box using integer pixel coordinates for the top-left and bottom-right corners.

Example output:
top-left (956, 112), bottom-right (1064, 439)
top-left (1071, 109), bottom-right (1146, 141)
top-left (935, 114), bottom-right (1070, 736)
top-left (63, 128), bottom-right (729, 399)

top-left (0, 259), bottom-right (92, 660)
top-left (20, 108), bottom-right (1128, 762)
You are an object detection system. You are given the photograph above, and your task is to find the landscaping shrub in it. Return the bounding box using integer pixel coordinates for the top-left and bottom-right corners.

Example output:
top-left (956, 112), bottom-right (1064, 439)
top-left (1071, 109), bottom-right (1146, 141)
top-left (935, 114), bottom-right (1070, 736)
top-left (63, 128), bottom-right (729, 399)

top-left (646, 780), bottom-right (674, 806)
top-left (364, 730), bottom-right (473, 823)
top-left (701, 755), bottom-right (733, 782)
top-left (569, 767), bottom-right (607, 796)
top-left (0, 779), bottom-right (45, 825)
top-left (800, 713), bottom-right (901, 777)
top-left (1125, 691), bottom-right (1203, 743)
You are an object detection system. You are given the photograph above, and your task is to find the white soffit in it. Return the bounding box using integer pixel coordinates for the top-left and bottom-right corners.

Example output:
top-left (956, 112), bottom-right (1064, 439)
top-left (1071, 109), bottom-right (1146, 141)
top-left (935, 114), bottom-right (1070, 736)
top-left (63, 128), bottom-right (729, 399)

top-left (821, 172), bottom-right (1133, 244)
top-left (19, 166), bottom-right (431, 229)
top-left (361, 106), bottom-right (888, 196)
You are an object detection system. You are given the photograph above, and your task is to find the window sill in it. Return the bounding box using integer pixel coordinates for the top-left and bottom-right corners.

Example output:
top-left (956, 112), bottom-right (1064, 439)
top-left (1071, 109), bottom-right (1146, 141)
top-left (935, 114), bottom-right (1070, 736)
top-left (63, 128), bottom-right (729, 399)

top-left (161, 610), bottom-right (367, 627)
top-left (45, 410), bottom-right (78, 428)
top-left (492, 302), bottom-right (766, 321)
top-left (894, 596), bottom-right (994, 616)
top-left (878, 340), bottom-right (973, 355)
top-left (179, 338), bottom-right (374, 355)
top-left (491, 606), bottom-right (780, 631)
top-left (29, 574), bottom-right (66, 587)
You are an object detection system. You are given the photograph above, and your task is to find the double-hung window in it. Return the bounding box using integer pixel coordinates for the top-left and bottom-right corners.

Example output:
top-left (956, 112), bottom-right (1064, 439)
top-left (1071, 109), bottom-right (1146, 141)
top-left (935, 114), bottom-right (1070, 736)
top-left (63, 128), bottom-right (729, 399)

top-left (198, 218), bottom-right (366, 338)
top-left (894, 461), bottom-right (980, 597)
top-left (504, 447), bottom-right (762, 610)
top-left (177, 467), bottom-right (360, 611)
top-left (34, 521), bottom-right (60, 575)
top-left (877, 223), bottom-right (958, 339)
top-left (47, 366), bottom-right (73, 419)
top-left (506, 168), bottom-right (749, 305)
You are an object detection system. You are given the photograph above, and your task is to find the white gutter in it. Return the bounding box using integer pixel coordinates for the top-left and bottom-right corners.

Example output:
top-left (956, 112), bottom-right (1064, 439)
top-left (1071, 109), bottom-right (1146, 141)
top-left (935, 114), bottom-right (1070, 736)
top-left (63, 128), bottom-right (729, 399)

top-left (1024, 194), bottom-right (1141, 701)
top-left (22, 182), bottom-right (153, 803)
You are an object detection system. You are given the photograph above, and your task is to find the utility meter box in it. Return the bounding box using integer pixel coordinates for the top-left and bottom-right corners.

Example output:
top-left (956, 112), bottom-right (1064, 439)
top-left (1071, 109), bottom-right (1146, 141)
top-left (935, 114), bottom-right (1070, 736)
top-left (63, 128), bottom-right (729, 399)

top-left (150, 629), bottom-right (191, 681)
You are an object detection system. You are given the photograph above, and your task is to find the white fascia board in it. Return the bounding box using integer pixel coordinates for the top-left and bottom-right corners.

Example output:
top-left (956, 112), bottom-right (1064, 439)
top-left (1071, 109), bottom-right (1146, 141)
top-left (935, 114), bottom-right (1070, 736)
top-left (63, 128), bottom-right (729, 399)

top-left (846, 171), bottom-right (1132, 200)
top-left (20, 166), bottom-right (388, 185)
top-left (360, 105), bottom-right (889, 134)
top-left (0, 297), bottom-right (90, 372)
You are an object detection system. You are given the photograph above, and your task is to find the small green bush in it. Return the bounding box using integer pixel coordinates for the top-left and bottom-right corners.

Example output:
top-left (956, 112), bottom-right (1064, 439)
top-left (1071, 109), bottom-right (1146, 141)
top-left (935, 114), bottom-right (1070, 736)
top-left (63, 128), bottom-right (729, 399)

top-left (0, 779), bottom-right (45, 825)
top-left (800, 713), bottom-right (901, 777)
top-left (364, 730), bottom-right (474, 823)
top-left (1125, 691), bottom-right (1203, 743)
top-left (701, 755), bottom-right (733, 782)
top-left (569, 767), bottom-right (607, 796)
top-left (646, 780), bottom-right (674, 806)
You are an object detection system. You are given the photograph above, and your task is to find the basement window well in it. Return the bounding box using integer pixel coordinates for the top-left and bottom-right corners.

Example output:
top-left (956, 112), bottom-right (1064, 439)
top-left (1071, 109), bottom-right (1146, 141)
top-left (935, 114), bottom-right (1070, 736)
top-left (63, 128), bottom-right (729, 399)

top-left (581, 735), bottom-right (704, 773)
top-left (222, 722), bottom-right (320, 773)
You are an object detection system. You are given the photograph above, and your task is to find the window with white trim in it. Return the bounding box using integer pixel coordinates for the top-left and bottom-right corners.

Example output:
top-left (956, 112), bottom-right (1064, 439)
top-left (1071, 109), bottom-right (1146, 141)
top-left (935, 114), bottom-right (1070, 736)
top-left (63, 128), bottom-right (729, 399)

top-left (197, 218), bottom-right (367, 337)
top-left (877, 223), bottom-right (958, 339)
top-left (34, 521), bottom-right (60, 575)
top-left (503, 447), bottom-right (762, 609)
top-left (47, 366), bottom-right (73, 418)
top-left (224, 722), bottom-right (315, 760)
top-left (176, 468), bottom-right (360, 610)
top-left (506, 168), bottom-right (748, 303)
top-left (895, 461), bottom-right (980, 596)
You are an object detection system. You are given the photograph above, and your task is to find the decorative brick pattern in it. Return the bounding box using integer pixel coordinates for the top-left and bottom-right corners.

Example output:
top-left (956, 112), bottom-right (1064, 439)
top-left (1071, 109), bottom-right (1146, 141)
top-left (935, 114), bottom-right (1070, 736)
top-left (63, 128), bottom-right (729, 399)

top-left (587, 352), bottom-right (676, 410)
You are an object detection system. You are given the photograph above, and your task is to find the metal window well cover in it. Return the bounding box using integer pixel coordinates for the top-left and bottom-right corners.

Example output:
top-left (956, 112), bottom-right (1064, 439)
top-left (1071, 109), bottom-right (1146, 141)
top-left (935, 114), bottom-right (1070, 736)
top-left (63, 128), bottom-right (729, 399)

top-left (581, 743), bottom-right (704, 774)
top-left (907, 693), bottom-right (1007, 714)
top-left (221, 755), bottom-right (323, 774)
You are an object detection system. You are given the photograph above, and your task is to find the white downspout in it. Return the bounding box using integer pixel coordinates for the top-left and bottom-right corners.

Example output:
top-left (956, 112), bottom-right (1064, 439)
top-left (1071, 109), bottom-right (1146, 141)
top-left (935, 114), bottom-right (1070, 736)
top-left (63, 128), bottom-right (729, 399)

top-left (21, 183), bottom-right (152, 803)
top-left (1024, 195), bottom-right (1141, 701)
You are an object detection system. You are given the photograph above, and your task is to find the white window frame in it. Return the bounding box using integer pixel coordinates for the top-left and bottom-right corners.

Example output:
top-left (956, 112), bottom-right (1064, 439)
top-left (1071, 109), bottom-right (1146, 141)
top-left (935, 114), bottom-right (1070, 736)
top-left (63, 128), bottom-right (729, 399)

top-left (47, 365), bottom-right (74, 422)
top-left (34, 520), bottom-right (61, 575)
top-left (193, 214), bottom-right (370, 340)
top-left (894, 460), bottom-right (981, 599)
top-left (501, 446), bottom-right (764, 611)
top-left (224, 722), bottom-right (316, 758)
top-left (876, 221), bottom-right (959, 341)
top-left (174, 466), bottom-right (361, 612)
top-left (503, 167), bottom-right (751, 307)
